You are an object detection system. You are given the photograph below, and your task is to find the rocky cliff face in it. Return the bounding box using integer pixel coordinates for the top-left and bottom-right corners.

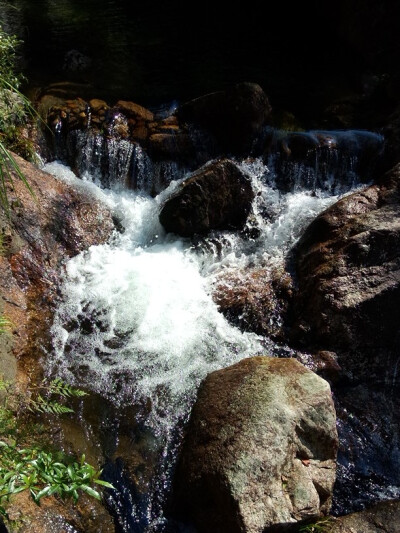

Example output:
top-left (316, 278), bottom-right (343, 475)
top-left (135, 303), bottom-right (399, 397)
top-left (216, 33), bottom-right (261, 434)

top-left (0, 153), bottom-right (116, 532)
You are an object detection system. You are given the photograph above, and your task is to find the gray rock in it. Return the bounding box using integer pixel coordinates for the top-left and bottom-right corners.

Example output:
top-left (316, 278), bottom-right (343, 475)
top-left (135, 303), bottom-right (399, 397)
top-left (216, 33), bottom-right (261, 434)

top-left (172, 356), bottom-right (338, 533)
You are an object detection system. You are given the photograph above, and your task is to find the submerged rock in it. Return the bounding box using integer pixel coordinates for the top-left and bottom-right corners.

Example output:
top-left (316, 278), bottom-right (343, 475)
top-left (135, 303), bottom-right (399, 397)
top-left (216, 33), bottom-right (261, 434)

top-left (159, 158), bottom-right (255, 236)
top-left (171, 356), bottom-right (338, 533)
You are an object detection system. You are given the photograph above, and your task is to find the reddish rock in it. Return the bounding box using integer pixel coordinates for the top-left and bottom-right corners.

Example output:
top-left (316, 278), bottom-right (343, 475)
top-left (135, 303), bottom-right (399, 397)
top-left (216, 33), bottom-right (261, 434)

top-left (0, 153), bottom-right (116, 528)
top-left (114, 100), bottom-right (154, 122)
top-left (212, 263), bottom-right (294, 341)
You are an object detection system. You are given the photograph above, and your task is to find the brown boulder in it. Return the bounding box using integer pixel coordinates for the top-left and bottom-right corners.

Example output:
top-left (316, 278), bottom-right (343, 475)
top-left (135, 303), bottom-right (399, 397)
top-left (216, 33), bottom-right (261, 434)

top-left (114, 100), bottom-right (154, 122)
top-left (0, 154), bottom-right (116, 528)
top-left (5, 490), bottom-right (115, 533)
top-left (159, 158), bottom-right (254, 236)
top-left (290, 163), bottom-right (400, 383)
top-left (0, 154), bottom-right (115, 376)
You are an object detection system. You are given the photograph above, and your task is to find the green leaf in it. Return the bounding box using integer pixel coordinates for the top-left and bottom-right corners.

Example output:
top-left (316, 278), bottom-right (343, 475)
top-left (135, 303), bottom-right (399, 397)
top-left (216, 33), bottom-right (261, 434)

top-left (35, 486), bottom-right (51, 500)
top-left (80, 485), bottom-right (101, 500)
top-left (94, 479), bottom-right (115, 489)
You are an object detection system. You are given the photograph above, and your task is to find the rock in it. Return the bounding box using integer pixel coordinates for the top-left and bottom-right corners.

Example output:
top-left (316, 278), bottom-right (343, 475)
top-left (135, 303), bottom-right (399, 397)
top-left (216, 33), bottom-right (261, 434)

top-left (0, 153), bottom-right (115, 527)
top-left (159, 158), bottom-right (254, 236)
top-left (148, 132), bottom-right (195, 163)
top-left (5, 490), bottom-right (115, 533)
top-left (329, 499), bottom-right (400, 533)
top-left (290, 163), bottom-right (400, 384)
top-left (0, 154), bottom-right (114, 376)
top-left (114, 100), bottom-right (154, 122)
top-left (211, 263), bottom-right (294, 341)
top-left (176, 82), bottom-right (272, 156)
top-left (171, 356), bottom-right (338, 533)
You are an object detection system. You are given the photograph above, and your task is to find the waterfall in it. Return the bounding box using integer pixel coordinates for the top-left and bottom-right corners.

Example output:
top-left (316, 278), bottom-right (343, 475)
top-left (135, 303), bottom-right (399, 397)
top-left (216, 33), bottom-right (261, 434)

top-left (42, 128), bottom-right (386, 531)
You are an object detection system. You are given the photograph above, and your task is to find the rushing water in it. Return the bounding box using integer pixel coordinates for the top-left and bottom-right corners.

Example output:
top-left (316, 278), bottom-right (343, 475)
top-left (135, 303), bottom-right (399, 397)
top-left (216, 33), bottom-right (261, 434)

top-left (41, 129), bottom-right (386, 531)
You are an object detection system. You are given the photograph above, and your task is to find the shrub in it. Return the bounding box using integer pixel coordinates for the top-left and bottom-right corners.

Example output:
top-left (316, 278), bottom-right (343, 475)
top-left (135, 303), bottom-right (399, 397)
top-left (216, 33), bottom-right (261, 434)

top-left (0, 25), bottom-right (37, 215)
top-left (0, 374), bottom-right (114, 519)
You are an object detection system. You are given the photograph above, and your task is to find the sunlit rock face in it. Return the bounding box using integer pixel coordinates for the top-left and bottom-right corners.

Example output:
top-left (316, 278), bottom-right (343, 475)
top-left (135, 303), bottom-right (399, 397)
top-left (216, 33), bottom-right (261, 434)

top-left (0, 154), bottom-right (115, 379)
top-left (172, 357), bottom-right (338, 533)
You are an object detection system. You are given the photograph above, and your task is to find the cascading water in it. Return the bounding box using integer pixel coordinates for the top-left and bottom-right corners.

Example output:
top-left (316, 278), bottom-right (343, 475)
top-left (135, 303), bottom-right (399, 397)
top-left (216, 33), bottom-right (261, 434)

top-left (42, 128), bottom-right (386, 531)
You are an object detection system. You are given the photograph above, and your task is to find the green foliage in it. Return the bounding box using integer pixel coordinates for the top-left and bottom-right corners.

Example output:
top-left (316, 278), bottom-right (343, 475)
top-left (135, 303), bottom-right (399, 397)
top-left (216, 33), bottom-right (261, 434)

top-left (0, 314), bottom-right (12, 335)
top-left (0, 375), bottom-right (89, 416)
top-left (0, 25), bottom-right (38, 215)
top-left (0, 142), bottom-right (34, 215)
top-left (0, 375), bottom-right (114, 518)
top-left (0, 443), bottom-right (113, 516)
top-left (25, 377), bottom-right (89, 415)
top-left (0, 27), bottom-right (24, 91)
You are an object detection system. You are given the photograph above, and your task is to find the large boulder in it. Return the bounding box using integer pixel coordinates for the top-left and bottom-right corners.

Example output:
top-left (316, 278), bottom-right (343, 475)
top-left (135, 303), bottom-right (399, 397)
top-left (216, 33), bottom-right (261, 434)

top-left (175, 82), bottom-right (272, 156)
top-left (0, 154), bottom-right (115, 377)
top-left (171, 357), bottom-right (338, 533)
top-left (290, 163), bottom-right (400, 383)
top-left (159, 158), bottom-right (255, 236)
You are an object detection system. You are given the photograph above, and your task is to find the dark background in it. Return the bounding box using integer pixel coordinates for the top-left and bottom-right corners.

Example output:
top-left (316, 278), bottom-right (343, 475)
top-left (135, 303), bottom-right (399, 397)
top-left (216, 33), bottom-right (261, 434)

top-left (3, 0), bottom-right (400, 124)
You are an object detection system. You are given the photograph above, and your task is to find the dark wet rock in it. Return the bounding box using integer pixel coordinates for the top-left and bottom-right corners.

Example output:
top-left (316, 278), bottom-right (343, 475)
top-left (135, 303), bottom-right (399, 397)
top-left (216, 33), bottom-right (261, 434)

top-left (211, 263), bottom-right (294, 341)
top-left (147, 131), bottom-right (195, 163)
top-left (290, 163), bottom-right (400, 384)
top-left (287, 161), bottom-right (400, 516)
top-left (379, 103), bottom-right (400, 175)
top-left (171, 356), bottom-right (338, 533)
top-left (175, 82), bottom-right (272, 156)
top-left (159, 158), bottom-right (255, 236)
top-left (329, 498), bottom-right (400, 532)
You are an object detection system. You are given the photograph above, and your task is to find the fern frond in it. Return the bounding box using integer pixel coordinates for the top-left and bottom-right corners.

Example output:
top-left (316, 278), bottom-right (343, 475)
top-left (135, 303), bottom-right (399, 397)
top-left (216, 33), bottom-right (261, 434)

top-left (46, 378), bottom-right (88, 398)
top-left (27, 397), bottom-right (74, 415)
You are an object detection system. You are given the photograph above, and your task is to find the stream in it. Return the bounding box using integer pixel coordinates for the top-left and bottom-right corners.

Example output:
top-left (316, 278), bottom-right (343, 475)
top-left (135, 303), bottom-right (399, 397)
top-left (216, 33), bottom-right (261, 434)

top-left (40, 128), bottom-right (389, 531)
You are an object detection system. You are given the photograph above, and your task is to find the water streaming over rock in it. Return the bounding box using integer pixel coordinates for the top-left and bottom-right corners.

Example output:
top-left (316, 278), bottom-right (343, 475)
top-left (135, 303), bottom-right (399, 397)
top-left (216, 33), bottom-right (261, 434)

top-left (41, 128), bottom-right (393, 531)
